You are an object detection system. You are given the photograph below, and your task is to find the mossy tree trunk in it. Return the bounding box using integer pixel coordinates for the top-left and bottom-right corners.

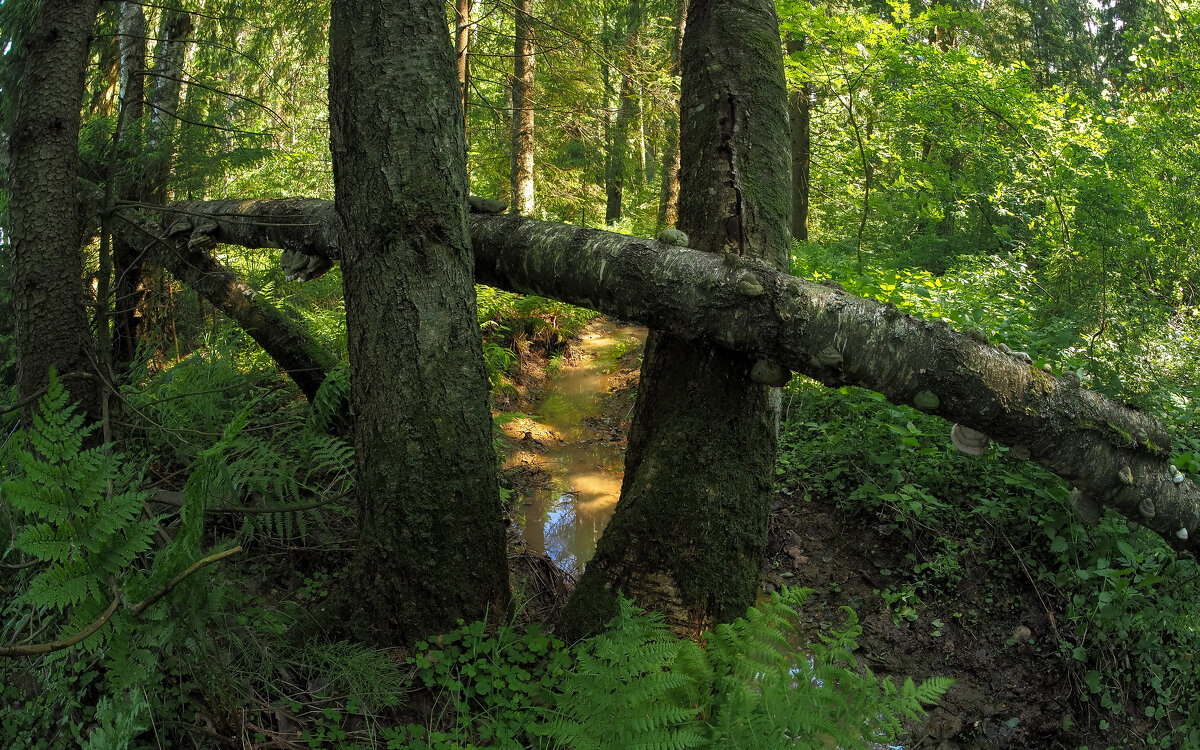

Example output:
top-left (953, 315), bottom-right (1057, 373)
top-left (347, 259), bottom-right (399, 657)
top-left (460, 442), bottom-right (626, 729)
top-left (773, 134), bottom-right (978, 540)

top-left (147, 198), bottom-right (1200, 557)
top-left (329, 0), bottom-right (509, 645)
top-left (559, 0), bottom-right (793, 639)
top-left (8, 0), bottom-right (101, 425)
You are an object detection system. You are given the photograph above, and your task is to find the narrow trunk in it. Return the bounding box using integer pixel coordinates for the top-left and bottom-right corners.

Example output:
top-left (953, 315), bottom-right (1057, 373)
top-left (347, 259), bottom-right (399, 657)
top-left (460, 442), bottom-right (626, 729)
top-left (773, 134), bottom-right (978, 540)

top-left (656, 0), bottom-right (686, 231)
top-left (111, 1), bottom-right (147, 368)
top-left (8, 0), bottom-right (101, 425)
top-left (787, 37), bottom-right (810, 242)
top-left (330, 0), bottom-right (509, 644)
top-left (456, 0), bottom-right (472, 137)
top-left (604, 0), bottom-right (641, 225)
top-left (560, 0), bottom-right (792, 639)
top-left (510, 0), bottom-right (536, 215)
top-left (147, 10), bottom-right (192, 203)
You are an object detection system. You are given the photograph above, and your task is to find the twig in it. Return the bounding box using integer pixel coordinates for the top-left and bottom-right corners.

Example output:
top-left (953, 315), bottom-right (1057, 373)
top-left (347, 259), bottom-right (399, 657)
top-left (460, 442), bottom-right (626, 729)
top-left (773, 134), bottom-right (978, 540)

top-left (0, 546), bottom-right (242, 657)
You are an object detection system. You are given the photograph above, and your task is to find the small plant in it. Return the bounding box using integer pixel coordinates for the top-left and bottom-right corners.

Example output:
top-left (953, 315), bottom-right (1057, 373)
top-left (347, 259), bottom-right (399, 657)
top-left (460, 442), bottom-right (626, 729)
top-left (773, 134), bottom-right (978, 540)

top-left (405, 618), bottom-right (570, 748)
top-left (544, 588), bottom-right (952, 749)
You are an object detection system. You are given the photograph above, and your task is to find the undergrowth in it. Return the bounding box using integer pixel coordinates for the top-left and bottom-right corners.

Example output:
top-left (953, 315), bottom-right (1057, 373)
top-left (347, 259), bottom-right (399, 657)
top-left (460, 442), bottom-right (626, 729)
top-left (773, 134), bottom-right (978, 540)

top-left (786, 243), bottom-right (1200, 746)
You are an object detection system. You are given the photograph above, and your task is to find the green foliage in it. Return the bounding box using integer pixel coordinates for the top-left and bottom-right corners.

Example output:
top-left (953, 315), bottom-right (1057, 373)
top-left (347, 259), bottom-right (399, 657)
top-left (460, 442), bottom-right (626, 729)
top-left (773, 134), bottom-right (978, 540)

top-left (546, 589), bottom-right (951, 749)
top-left (0, 371), bottom-right (234, 748)
top-left (3, 372), bottom-right (153, 611)
top-left (782, 247), bottom-right (1200, 743)
top-left (547, 598), bottom-right (704, 749)
top-left (404, 618), bottom-right (570, 749)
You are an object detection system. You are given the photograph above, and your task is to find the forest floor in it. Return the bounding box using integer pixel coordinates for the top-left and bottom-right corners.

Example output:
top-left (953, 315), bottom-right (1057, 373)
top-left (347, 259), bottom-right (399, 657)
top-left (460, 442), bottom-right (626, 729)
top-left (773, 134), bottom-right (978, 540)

top-left (496, 315), bottom-right (1138, 750)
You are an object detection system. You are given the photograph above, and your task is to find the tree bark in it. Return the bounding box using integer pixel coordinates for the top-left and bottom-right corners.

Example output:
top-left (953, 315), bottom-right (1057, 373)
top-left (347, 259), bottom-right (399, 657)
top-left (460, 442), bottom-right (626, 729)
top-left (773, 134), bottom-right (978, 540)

top-left (510, 0), bottom-right (536, 216)
top-left (604, 0), bottom-right (641, 225)
top-left (111, 1), bottom-right (147, 368)
top-left (146, 9), bottom-right (192, 203)
top-left (455, 0), bottom-right (472, 138)
top-left (561, 0), bottom-right (792, 639)
top-left (162, 204), bottom-right (1200, 556)
top-left (8, 0), bottom-right (101, 424)
top-left (656, 0), bottom-right (687, 232)
top-left (112, 212), bottom-right (337, 401)
top-left (787, 37), bottom-right (810, 242)
top-left (329, 0), bottom-right (509, 645)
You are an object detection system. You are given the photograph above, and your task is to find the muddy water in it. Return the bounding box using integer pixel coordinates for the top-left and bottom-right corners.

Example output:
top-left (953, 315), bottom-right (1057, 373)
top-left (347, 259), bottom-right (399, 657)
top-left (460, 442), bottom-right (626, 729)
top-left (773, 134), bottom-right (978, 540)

top-left (517, 324), bottom-right (645, 576)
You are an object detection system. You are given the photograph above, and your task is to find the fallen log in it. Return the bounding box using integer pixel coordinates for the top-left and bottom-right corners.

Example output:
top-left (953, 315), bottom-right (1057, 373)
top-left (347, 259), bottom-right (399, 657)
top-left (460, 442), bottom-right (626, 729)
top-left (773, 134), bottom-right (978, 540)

top-left (146, 200), bottom-right (1200, 554)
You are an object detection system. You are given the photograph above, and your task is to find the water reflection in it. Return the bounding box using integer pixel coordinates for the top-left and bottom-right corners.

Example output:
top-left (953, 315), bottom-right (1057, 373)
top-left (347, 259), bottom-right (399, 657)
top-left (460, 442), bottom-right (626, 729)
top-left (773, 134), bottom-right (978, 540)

top-left (517, 325), bottom-right (643, 575)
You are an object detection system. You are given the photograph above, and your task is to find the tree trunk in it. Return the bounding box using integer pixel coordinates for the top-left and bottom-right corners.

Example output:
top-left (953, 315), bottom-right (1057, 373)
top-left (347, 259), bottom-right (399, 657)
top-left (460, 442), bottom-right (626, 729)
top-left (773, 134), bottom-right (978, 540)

top-left (8, 0), bottom-right (101, 424)
top-left (160, 200), bottom-right (1200, 556)
top-left (455, 0), bottom-right (472, 137)
top-left (787, 37), bottom-right (810, 242)
top-left (656, 0), bottom-right (686, 231)
top-left (147, 10), bottom-right (192, 203)
top-left (112, 211), bottom-right (337, 401)
top-left (560, 0), bottom-right (793, 639)
top-left (329, 0), bottom-right (509, 645)
top-left (111, 1), bottom-right (147, 368)
top-left (510, 0), bottom-right (536, 216)
top-left (604, 0), bottom-right (641, 225)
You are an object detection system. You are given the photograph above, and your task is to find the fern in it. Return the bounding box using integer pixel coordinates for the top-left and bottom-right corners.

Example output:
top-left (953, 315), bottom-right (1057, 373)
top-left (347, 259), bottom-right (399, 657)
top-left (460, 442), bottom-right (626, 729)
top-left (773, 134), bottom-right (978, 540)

top-left (3, 371), bottom-right (153, 612)
top-left (544, 588), bottom-right (952, 750)
top-left (545, 597), bottom-right (706, 750)
top-left (307, 359), bottom-right (349, 434)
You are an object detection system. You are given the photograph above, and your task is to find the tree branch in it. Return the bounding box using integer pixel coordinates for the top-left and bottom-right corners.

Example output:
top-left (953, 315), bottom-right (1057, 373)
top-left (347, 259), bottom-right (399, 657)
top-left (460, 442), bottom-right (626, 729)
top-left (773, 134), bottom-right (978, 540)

top-left (0, 546), bottom-right (241, 657)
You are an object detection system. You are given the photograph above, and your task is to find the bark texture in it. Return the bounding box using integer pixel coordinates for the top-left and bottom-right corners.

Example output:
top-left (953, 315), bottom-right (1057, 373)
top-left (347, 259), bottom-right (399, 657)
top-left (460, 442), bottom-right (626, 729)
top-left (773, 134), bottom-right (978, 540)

top-left (164, 202), bottom-right (1200, 556)
top-left (112, 213), bottom-right (336, 401)
top-left (604, 0), bottom-right (641, 225)
top-left (656, 0), bottom-right (687, 231)
top-left (111, 1), bottom-right (148, 367)
top-left (8, 0), bottom-right (101, 423)
top-left (329, 0), bottom-right (508, 645)
top-left (510, 0), bottom-right (536, 215)
top-left (787, 37), bottom-right (810, 242)
top-left (560, 0), bottom-right (793, 639)
top-left (146, 9), bottom-right (191, 203)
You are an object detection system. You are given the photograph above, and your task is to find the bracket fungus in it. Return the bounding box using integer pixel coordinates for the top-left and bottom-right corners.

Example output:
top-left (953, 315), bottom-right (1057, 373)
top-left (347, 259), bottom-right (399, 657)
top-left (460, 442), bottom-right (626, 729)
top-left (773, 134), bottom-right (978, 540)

top-left (750, 359), bottom-right (791, 387)
top-left (951, 424), bottom-right (991, 456)
top-left (280, 249), bottom-right (334, 282)
top-left (656, 228), bottom-right (690, 247)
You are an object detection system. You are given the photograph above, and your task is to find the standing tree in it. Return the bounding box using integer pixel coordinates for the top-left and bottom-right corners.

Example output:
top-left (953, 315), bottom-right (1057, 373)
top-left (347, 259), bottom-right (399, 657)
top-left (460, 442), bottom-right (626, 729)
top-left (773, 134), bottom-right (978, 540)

top-left (7, 0), bottom-right (101, 423)
top-left (560, 0), bottom-right (792, 638)
top-left (604, 0), bottom-right (642, 225)
top-left (329, 0), bottom-right (509, 644)
top-left (511, 0), bottom-right (537, 215)
top-left (656, 0), bottom-right (687, 231)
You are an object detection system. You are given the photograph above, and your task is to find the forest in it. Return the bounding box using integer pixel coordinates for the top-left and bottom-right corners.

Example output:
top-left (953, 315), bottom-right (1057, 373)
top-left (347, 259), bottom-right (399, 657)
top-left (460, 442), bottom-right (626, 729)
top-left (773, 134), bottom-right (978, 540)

top-left (1, 0), bottom-right (1199, 747)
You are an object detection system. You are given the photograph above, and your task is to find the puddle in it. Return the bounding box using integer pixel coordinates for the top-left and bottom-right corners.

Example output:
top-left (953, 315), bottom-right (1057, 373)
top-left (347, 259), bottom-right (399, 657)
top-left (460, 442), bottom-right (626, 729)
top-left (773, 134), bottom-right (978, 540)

top-left (512, 323), bottom-right (645, 576)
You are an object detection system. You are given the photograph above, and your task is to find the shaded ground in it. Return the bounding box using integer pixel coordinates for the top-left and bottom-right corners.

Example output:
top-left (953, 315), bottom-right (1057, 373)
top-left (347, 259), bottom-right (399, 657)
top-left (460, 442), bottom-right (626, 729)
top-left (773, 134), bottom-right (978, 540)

top-left (501, 315), bottom-right (1137, 750)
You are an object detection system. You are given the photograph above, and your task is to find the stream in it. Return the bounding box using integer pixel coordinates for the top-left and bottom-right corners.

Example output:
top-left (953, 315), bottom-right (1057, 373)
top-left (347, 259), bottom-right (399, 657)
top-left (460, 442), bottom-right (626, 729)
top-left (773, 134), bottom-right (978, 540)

top-left (514, 322), bottom-right (646, 576)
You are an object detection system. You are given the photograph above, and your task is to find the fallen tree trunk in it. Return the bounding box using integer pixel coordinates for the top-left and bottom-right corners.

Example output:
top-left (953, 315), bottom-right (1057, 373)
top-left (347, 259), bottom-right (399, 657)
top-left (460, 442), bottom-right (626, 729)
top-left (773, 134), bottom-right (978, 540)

top-left (114, 212), bottom-right (337, 401)
top-left (149, 200), bottom-right (1200, 554)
